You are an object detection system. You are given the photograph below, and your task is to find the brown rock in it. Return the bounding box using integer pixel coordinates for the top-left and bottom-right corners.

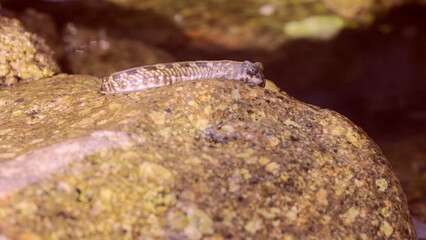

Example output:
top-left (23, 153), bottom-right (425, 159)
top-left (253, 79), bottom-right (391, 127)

top-left (0, 75), bottom-right (417, 239)
top-left (378, 131), bottom-right (426, 223)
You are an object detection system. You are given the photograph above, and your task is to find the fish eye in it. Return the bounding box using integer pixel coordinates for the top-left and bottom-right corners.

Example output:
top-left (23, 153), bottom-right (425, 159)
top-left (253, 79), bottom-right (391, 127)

top-left (247, 64), bottom-right (258, 76)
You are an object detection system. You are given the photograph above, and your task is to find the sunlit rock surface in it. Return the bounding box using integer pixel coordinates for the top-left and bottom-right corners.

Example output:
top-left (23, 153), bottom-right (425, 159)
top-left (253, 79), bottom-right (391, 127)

top-left (0, 75), bottom-right (416, 239)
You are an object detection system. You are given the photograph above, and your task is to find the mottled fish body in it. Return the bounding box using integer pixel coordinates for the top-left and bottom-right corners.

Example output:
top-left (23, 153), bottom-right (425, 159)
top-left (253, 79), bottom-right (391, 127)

top-left (100, 60), bottom-right (265, 94)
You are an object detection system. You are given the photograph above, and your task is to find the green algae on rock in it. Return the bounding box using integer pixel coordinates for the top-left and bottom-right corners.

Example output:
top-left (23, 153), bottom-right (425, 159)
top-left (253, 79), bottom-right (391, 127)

top-left (284, 15), bottom-right (345, 40)
top-left (0, 15), bottom-right (59, 86)
top-left (0, 75), bottom-right (417, 239)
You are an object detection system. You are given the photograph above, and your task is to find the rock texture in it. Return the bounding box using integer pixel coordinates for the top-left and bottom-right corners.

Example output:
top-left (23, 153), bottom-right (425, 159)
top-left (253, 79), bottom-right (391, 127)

top-left (0, 15), bottom-right (59, 86)
top-left (0, 75), bottom-right (417, 239)
top-left (378, 131), bottom-right (426, 223)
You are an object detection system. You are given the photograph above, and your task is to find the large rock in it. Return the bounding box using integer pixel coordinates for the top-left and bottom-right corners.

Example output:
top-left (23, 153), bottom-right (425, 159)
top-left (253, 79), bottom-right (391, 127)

top-left (0, 75), bottom-right (417, 239)
top-left (0, 15), bottom-right (59, 86)
top-left (378, 131), bottom-right (426, 223)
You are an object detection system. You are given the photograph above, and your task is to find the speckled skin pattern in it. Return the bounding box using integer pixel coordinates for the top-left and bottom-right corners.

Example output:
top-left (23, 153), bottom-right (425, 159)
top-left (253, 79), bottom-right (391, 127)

top-left (100, 60), bottom-right (265, 94)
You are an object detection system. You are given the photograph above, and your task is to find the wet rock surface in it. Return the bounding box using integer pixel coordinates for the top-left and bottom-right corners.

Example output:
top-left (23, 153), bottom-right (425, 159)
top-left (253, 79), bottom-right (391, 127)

top-left (0, 75), bottom-right (417, 239)
top-left (0, 15), bottom-right (59, 86)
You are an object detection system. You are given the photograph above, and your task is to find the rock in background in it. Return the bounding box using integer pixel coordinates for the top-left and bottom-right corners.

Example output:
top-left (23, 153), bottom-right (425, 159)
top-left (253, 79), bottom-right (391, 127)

top-left (0, 14), bottom-right (59, 86)
top-left (0, 75), bottom-right (417, 239)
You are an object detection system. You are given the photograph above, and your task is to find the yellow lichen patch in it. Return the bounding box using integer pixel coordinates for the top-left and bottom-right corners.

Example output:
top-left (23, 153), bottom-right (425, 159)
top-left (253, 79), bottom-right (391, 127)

top-left (106, 101), bottom-right (123, 111)
top-left (231, 88), bottom-right (241, 100)
top-left (372, 219), bottom-right (380, 227)
top-left (216, 103), bottom-right (228, 110)
top-left (265, 161), bottom-right (279, 174)
top-left (235, 149), bottom-right (255, 158)
top-left (201, 153), bottom-right (218, 165)
top-left (14, 201), bottom-right (38, 216)
top-left (284, 119), bottom-right (301, 129)
top-left (272, 220), bottom-right (280, 227)
top-left (232, 103), bottom-right (239, 111)
top-left (18, 232), bottom-right (43, 240)
top-left (380, 207), bottom-right (391, 218)
top-left (258, 156), bottom-right (271, 165)
top-left (285, 206), bottom-right (299, 223)
top-left (264, 79), bottom-right (280, 92)
top-left (0, 128), bottom-right (13, 135)
top-left (179, 190), bottom-right (196, 202)
top-left (148, 111), bottom-right (167, 125)
top-left (316, 188), bottom-right (328, 206)
top-left (280, 173), bottom-right (289, 182)
top-left (167, 209), bottom-right (188, 230)
top-left (56, 181), bottom-right (73, 194)
top-left (228, 171), bottom-right (242, 193)
top-left (343, 234), bottom-right (356, 240)
top-left (142, 190), bottom-right (177, 214)
top-left (99, 188), bottom-right (113, 203)
top-left (185, 156), bottom-right (202, 165)
top-left (257, 207), bottom-right (280, 219)
top-left (0, 63), bottom-right (11, 75)
top-left (342, 207), bottom-right (360, 225)
top-left (282, 233), bottom-right (295, 240)
top-left (334, 178), bottom-right (347, 196)
top-left (267, 136), bottom-right (280, 147)
top-left (203, 105), bottom-right (212, 115)
top-left (244, 217), bottom-right (263, 234)
top-left (312, 150), bottom-right (333, 166)
top-left (12, 110), bottom-right (23, 116)
top-left (240, 168), bottom-right (252, 180)
top-left (345, 127), bottom-right (363, 148)
top-left (139, 162), bottom-right (174, 186)
top-left (379, 220), bottom-right (394, 238)
top-left (375, 179), bottom-right (388, 192)
top-left (187, 100), bottom-right (199, 108)
top-left (321, 215), bottom-right (332, 224)
top-left (167, 204), bottom-right (214, 240)
top-left (331, 125), bottom-right (345, 136)
top-left (354, 179), bottom-right (364, 188)
top-left (158, 127), bottom-right (172, 141)
top-left (193, 118), bottom-right (209, 130)
top-left (0, 152), bottom-right (15, 159)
